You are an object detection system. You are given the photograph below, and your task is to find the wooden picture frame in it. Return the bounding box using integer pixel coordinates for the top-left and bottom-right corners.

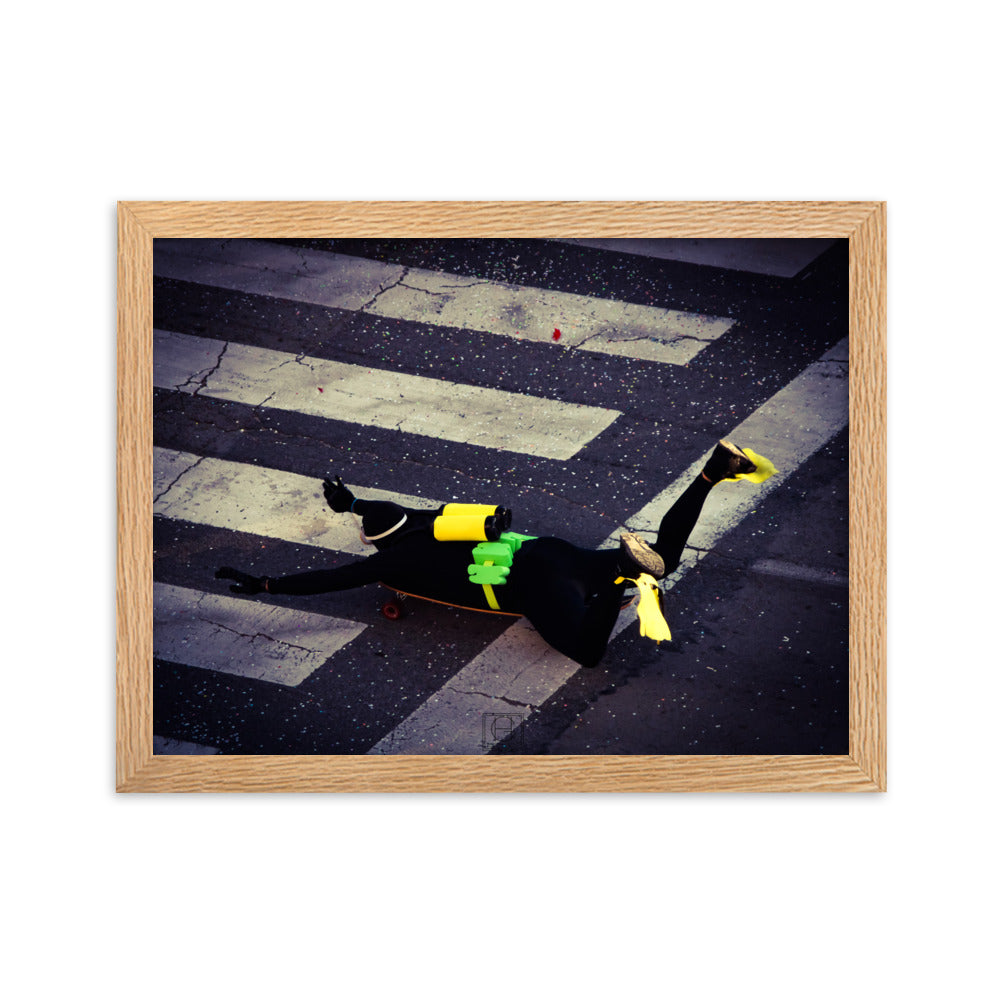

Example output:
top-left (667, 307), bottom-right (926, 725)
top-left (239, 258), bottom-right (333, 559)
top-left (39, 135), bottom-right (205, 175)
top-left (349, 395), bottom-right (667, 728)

top-left (117, 201), bottom-right (885, 792)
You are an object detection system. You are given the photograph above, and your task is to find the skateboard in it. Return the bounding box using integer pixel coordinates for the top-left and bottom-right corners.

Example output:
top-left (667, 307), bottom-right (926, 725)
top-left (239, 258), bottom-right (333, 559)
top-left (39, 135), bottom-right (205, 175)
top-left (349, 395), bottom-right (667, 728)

top-left (378, 584), bottom-right (522, 620)
top-left (378, 584), bottom-right (635, 621)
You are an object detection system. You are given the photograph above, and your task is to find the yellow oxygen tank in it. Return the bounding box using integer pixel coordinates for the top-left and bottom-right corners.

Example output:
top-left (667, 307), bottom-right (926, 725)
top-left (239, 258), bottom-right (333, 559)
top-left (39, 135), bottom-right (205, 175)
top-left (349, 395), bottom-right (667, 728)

top-left (441, 503), bottom-right (502, 518)
top-left (434, 514), bottom-right (497, 542)
top-left (433, 503), bottom-right (512, 541)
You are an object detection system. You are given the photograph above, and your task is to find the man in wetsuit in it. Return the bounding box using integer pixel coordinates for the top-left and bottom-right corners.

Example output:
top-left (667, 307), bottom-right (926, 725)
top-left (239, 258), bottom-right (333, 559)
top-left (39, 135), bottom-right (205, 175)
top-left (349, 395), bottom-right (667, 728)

top-left (216, 440), bottom-right (764, 669)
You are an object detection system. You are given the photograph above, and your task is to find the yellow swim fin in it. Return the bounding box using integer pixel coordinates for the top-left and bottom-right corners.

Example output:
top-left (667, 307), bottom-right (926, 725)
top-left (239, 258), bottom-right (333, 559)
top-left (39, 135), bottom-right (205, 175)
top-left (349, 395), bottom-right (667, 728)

top-left (616, 573), bottom-right (671, 643)
top-left (735, 447), bottom-right (777, 483)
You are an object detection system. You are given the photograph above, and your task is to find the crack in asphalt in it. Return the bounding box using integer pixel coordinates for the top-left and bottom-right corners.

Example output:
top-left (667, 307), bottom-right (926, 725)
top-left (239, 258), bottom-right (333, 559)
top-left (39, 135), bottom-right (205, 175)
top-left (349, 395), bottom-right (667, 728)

top-left (268, 351), bottom-right (315, 373)
top-left (154, 455), bottom-right (207, 505)
top-left (451, 688), bottom-right (533, 710)
top-left (358, 270), bottom-right (494, 312)
top-left (571, 327), bottom-right (716, 352)
top-left (358, 267), bottom-right (411, 312)
top-left (195, 615), bottom-right (321, 655)
top-left (174, 341), bottom-right (229, 396)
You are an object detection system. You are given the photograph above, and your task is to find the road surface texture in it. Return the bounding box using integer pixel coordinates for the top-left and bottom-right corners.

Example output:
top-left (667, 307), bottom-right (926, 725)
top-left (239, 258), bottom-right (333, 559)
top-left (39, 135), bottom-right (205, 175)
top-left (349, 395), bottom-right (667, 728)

top-left (151, 236), bottom-right (848, 755)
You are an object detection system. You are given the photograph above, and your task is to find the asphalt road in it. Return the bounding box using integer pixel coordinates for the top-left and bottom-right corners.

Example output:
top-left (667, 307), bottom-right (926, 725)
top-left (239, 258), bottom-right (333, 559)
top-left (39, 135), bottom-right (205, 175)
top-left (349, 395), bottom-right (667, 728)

top-left (151, 236), bottom-right (849, 755)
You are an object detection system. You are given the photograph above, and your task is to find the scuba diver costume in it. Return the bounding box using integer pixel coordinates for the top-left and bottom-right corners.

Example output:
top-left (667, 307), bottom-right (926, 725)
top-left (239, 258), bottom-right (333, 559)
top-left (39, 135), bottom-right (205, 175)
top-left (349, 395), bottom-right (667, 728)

top-left (216, 441), bottom-right (775, 670)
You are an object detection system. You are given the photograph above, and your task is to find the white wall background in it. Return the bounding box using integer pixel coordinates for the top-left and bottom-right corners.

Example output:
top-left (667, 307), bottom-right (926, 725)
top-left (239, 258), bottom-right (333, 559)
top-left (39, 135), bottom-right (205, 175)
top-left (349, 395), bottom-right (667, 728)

top-left (4, 3), bottom-right (995, 997)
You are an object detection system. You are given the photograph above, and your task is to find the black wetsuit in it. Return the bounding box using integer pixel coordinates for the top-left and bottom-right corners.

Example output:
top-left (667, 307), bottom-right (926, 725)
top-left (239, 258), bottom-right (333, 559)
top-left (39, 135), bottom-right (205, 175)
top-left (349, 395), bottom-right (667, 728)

top-left (265, 475), bottom-right (714, 669)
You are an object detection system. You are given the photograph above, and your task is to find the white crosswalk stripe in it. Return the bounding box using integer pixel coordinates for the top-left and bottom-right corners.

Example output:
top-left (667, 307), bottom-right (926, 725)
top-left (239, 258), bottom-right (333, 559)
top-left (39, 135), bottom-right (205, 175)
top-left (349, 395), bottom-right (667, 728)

top-left (154, 327), bottom-right (620, 460)
top-left (154, 239), bottom-right (736, 365)
top-left (154, 582), bottom-right (366, 686)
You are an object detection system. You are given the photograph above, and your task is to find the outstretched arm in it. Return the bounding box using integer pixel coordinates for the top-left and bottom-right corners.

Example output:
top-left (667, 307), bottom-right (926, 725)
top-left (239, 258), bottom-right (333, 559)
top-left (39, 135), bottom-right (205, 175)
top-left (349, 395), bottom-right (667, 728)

top-left (216, 555), bottom-right (386, 596)
top-left (263, 558), bottom-right (386, 595)
top-left (214, 536), bottom-right (443, 598)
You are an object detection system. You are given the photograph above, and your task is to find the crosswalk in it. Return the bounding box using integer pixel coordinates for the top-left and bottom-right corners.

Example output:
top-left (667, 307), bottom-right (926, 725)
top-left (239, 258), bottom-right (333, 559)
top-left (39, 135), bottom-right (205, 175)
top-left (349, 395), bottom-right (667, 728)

top-left (154, 239), bottom-right (737, 365)
top-left (152, 237), bottom-right (849, 755)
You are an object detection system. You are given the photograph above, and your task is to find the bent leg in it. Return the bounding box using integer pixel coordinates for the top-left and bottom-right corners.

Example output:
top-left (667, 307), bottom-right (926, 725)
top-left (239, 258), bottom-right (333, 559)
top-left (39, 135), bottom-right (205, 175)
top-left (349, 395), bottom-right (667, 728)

top-left (652, 440), bottom-right (767, 573)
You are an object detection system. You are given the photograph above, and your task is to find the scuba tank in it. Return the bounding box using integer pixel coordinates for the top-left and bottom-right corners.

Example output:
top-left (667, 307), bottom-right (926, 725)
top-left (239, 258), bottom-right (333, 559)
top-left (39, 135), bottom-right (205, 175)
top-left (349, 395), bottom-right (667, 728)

top-left (433, 503), bottom-right (513, 542)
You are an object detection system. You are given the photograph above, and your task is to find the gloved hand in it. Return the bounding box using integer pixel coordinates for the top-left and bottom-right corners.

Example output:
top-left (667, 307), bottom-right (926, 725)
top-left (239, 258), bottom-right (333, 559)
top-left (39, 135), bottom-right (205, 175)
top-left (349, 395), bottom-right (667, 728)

top-left (323, 475), bottom-right (355, 513)
top-left (215, 566), bottom-right (266, 595)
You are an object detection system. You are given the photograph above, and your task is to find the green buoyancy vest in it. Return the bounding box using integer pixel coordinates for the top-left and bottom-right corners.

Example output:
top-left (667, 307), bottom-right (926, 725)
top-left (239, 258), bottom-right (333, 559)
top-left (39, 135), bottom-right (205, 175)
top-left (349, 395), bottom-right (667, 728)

top-left (468, 532), bottom-right (536, 610)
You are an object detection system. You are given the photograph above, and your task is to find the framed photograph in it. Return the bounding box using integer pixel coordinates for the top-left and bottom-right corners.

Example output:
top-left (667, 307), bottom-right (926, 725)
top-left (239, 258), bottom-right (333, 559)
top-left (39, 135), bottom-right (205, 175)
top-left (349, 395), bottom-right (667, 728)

top-left (117, 201), bottom-right (885, 792)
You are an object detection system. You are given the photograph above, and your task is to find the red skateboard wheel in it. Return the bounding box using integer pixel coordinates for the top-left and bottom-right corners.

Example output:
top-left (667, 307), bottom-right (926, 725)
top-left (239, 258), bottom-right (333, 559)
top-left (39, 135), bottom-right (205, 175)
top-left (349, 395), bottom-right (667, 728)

top-left (381, 600), bottom-right (404, 620)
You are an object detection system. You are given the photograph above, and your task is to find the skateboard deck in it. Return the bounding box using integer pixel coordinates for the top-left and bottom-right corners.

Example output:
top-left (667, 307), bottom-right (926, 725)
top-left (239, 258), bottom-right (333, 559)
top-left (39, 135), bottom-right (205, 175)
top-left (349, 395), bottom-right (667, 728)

top-left (378, 584), bottom-right (521, 619)
top-left (378, 584), bottom-right (635, 621)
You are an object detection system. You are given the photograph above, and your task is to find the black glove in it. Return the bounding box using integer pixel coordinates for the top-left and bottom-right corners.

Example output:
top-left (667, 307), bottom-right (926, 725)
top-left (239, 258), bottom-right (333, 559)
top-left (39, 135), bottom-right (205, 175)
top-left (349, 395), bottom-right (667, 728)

top-left (323, 475), bottom-right (355, 513)
top-left (215, 566), bottom-right (266, 595)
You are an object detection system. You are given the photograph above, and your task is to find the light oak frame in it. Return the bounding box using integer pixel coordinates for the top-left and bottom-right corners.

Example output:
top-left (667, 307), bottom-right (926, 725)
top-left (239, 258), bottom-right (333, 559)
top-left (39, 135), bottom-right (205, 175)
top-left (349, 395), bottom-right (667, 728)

top-left (117, 201), bottom-right (886, 792)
